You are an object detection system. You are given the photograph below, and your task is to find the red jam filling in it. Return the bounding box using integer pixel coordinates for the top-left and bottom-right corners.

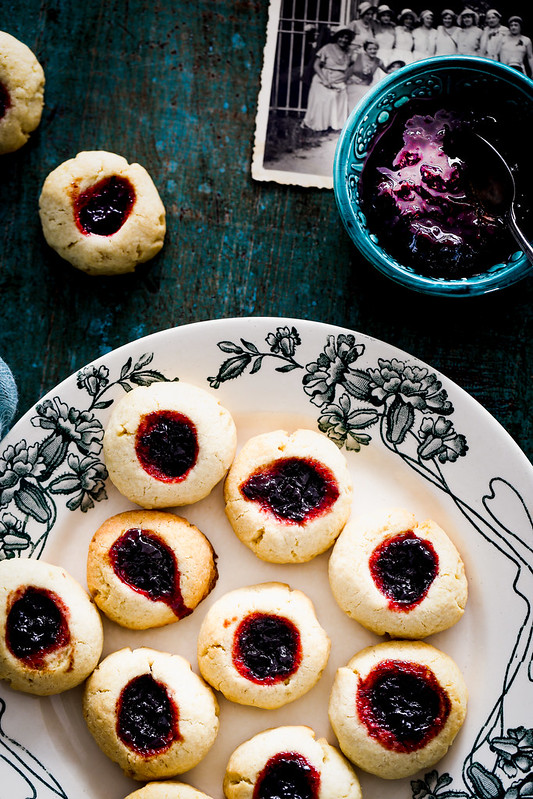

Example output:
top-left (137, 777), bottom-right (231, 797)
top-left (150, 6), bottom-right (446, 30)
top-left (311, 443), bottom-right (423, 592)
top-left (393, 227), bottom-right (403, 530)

top-left (116, 673), bottom-right (180, 755)
top-left (135, 409), bottom-right (199, 482)
top-left (6, 586), bottom-right (70, 669)
top-left (369, 531), bottom-right (439, 611)
top-left (253, 752), bottom-right (321, 799)
top-left (109, 527), bottom-right (191, 619)
top-left (240, 457), bottom-right (339, 523)
top-left (357, 659), bottom-right (451, 752)
top-left (0, 82), bottom-right (11, 121)
top-left (74, 175), bottom-right (135, 236)
top-left (232, 612), bottom-right (302, 684)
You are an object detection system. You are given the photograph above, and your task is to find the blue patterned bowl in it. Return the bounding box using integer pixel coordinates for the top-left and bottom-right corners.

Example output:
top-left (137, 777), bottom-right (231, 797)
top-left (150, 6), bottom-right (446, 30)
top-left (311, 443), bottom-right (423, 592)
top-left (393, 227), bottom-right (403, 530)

top-left (333, 56), bottom-right (533, 297)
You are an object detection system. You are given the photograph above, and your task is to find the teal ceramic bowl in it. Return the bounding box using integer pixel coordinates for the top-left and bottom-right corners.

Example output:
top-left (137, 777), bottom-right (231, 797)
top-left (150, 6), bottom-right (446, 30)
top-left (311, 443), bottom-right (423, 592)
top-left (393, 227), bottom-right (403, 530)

top-left (333, 56), bottom-right (533, 297)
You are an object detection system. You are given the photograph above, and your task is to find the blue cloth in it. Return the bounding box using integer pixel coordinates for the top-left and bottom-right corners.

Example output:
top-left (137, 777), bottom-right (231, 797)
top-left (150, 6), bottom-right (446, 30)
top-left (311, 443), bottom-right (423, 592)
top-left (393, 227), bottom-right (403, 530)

top-left (0, 358), bottom-right (18, 439)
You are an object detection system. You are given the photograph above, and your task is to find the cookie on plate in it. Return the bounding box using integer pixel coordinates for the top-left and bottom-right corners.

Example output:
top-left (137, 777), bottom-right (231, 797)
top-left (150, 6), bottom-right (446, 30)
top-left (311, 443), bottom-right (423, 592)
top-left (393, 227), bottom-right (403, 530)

top-left (39, 150), bottom-right (165, 275)
top-left (328, 640), bottom-right (467, 779)
top-left (223, 725), bottom-right (362, 799)
top-left (197, 582), bottom-right (330, 709)
top-left (329, 507), bottom-right (468, 638)
top-left (124, 781), bottom-right (214, 799)
top-left (87, 510), bottom-right (217, 629)
top-left (103, 381), bottom-right (237, 508)
top-left (0, 558), bottom-right (103, 695)
top-left (224, 429), bottom-right (352, 563)
top-left (83, 647), bottom-right (219, 781)
top-left (0, 31), bottom-right (45, 154)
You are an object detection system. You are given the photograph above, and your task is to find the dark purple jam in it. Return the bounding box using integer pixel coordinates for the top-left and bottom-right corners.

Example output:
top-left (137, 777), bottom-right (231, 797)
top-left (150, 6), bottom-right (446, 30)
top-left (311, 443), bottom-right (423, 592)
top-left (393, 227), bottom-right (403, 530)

top-left (117, 673), bottom-right (180, 755)
top-left (109, 527), bottom-right (191, 619)
top-left (232, 612), bottom-right (302, 684)
top-left (135, 409), bottom-right (198, 482)
top-left (369, 531), bottom-right (439, 611)
top-left (357, 659), bottom-right (451, 752)
top-left (360, 103), bottom-right (527, 278)
top-left (253, 752), bottom-right (321, 799)
top-left (0, 81), bottom-right (11, 121)
top-left (6, 586), bottom-right (70, 669)
top-left (240, 457), bottom-right (339, 523)
top-left (74, 175), bottom-right (135, 236)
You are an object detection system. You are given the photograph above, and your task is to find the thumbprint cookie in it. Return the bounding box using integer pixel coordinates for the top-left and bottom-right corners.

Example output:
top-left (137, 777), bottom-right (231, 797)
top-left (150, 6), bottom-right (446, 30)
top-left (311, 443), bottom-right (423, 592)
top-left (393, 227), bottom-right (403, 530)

top-left (123, 781), bottom-right (214, 799)
top-left (103, 381), bottom-right (237, 508)
top-left (83, 647), bottom-right (219, 781)
top-left (329, 507), bottom-right (468, 638)
top-left (87, 510), bottom-right (217, 629)
top-left (197, 582), bottom-right (330, 709)
top-left (0, 558), bottom-right (103, 695)
top-left (224, 429), bottom-right (352, 563)
top-left (223, 725), bottom-right (362, 799)
top-left (0, 31), bottom-right (45, 154)
top-left (39, 150), bottom-right (166, 275)
top-left (328, 640), bottom-right (467, 779)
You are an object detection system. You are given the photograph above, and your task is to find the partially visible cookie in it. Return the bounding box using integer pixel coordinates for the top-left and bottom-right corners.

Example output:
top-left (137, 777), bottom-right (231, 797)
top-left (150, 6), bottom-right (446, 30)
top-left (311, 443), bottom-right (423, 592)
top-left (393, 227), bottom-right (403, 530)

top-left (223, 725), bottom-right (362, 799)
top-left (224, 429), bottom-right (352, 563)
top-left (329, 507), bottom-right (468, 638)
top-left (124, 781), bottom-right (214, 799)
top-left (83, 647), bottom-right (219, 781)
top-left (103, 381), bottom-right (237, 508)
top-left (0, 31), bottom-right (44, 154)
top-left (39, 150), bottom-right (166, 275)
top-left (87, 510), bottom-right (217, 629)
top-left (197, 582), bottom-right (330, 709)
top-left (0, 558), bottom-right (103, 695)
top-left (328, 640), bottom-right (468, 779)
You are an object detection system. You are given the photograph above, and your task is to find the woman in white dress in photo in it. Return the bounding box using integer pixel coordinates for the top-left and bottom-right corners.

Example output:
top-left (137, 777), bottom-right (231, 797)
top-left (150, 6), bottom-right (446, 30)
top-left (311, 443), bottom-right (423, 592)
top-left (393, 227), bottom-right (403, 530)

top-left (456, 8), bottom-right (482, 55)
top-left (302, 28), bottom-right (355, 132)
top-left (435, 9), bottom-right (460, 55)
top-left (413, 10), bottom-right (437, 57)
top-left (480, 9), bottom-right (508, 59)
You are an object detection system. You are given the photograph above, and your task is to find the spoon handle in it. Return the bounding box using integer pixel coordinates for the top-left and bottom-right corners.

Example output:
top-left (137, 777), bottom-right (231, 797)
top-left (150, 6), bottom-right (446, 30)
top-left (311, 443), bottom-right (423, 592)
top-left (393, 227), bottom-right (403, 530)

top-left (508, 206), bottom-right (533, 265)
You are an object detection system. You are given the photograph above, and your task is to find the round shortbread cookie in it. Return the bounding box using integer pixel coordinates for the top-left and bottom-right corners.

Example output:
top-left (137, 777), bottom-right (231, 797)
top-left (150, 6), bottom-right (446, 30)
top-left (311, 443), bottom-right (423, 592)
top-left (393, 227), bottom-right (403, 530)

top-left (103, 381), bottom-right (237, 508)
top-left (38, 150), bottom-right (166, 275)
top-left (83, 647), bottom-right (219, 781)
top-left (223, 725), bottom-right (362, 799)
top-left (329, 507), bottom-right (468, 638)
top-left (197, 582), bottom-right (330, 709)
top-left (328, 640), bottom-right (468, 779)
top-left (0, 31), bottom-right (45, 154)
top-left (0, 559), bottom-right (103, 696)
top-left (87, 510), bottom-right (218, 629)
top-left (124, 781), bottom-right (214, 799)
top-left (224, 429), bottom-right (352, 563)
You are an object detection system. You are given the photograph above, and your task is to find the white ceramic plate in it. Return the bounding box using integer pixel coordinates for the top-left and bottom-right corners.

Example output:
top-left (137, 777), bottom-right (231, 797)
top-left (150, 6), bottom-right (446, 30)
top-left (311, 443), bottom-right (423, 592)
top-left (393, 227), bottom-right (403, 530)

top-left (1, 317), bottom-right (532, 799)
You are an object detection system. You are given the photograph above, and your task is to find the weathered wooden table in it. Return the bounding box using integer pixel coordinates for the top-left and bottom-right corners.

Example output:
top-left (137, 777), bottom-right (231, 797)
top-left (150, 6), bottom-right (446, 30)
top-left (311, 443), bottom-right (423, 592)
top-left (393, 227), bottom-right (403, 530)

top-left (1, 0), bottom-right (532, 463)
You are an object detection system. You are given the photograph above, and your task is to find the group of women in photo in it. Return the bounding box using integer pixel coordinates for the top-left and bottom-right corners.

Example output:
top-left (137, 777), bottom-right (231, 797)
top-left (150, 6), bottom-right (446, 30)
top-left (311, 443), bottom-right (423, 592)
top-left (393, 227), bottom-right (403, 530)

top-left (302, 5), bottom-right (533, 132)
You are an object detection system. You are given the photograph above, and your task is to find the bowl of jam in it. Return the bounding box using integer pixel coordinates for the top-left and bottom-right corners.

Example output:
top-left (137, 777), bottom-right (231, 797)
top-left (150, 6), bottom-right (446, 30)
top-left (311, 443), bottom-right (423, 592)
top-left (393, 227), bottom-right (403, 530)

top-left (333, 56), bottom-right (533, 296)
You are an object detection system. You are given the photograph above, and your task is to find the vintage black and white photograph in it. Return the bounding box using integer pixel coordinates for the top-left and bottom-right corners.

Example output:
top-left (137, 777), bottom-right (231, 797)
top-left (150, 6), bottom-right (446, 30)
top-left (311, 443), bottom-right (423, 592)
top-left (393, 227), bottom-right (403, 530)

top-left (252, 0), bottom-right (533, 188)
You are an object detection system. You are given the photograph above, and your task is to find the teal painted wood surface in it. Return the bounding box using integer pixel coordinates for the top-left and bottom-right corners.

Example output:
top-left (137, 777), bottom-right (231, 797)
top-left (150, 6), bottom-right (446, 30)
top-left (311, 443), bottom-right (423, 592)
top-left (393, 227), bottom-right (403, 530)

top-left (1, 0), bottom-right (532, 463)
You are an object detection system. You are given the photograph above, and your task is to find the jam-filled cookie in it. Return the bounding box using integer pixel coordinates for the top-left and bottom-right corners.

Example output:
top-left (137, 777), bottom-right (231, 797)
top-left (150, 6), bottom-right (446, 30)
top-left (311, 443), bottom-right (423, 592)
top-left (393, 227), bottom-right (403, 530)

top-left (328, 640), bottom-right (468, 779)
top-left (38, 150), bottom-right (165, 275)
top-left (83, 647), bottom-right (219, 781)
top-left (124, 781), bottom-right (214, 799)
top-left (224, 429), bottom-right (352, 563)
top-left (87, 510), bottom-right (217, 629)
top-left (197, 582), bottom-right (330, 709)
top-left (0, 559), bottom-right (103, 696)
top-left (223, 725), bottom-right (362, 799)
top-left (329, 508), bottom-right (468, 638)
top-left (0, 31), bottom-right (45, 154)
top-left (103, 381), bottom-right (237, 508)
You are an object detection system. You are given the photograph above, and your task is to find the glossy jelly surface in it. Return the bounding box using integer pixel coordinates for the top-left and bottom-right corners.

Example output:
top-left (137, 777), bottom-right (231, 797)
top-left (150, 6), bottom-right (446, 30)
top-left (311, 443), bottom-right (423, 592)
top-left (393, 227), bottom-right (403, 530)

top-left (369, 531), bottom-right (439, 610)
top-left (232, 612), bottom-right (302, 684)
top-left (135, 409), bottom-right (199, 482)
top-left (110, 527), bottom-right (190, 618)
top-left (75, 175), bottom-right (135, 236)
top-left (240, 457), bottom-right (339, 523)
top-left (357, 658), bottom-right (451, 752)
top-left (253, 752), bottom-right (321, 799)
top-left (117, 673), bottom-right (180, 755)
top-left (6, 586), bottom-right (70, 668)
